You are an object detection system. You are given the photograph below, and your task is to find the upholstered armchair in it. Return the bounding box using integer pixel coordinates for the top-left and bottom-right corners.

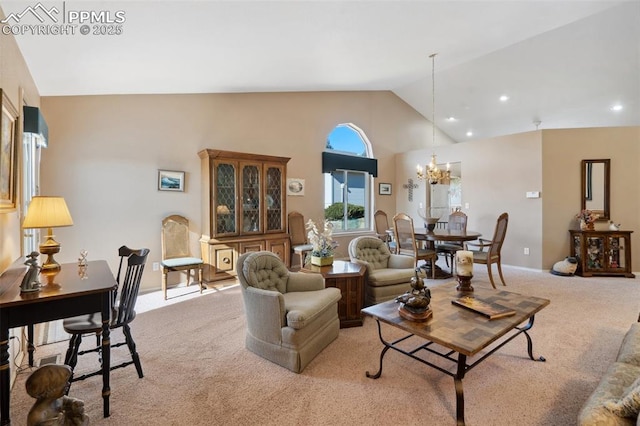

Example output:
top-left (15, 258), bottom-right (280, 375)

top-left (348, 236), bottom-right (416, 306)
top-left (236, 251), bottom-right (341, 373)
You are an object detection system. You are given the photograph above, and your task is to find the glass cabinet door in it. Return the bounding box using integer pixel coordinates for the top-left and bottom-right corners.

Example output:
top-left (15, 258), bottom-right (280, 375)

top-left (585, 236), bottom-right (605, 271)
top-left (241, 163), bottom-right (261, 233)
top-left (608, 236), bottom-right (626, 271)
top-left (265, 165), bottom-right (284, 232)
top-left (215, 162), bottom-right (236, 235)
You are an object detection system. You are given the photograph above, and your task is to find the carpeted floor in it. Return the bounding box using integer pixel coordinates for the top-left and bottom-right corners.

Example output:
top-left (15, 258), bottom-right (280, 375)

top-left (9, 264), bottom-right (640, 425)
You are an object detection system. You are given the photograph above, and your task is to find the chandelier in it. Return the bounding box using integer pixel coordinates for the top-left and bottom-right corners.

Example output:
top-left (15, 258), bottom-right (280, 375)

top-left (416, 53), bottom-right (451, 185)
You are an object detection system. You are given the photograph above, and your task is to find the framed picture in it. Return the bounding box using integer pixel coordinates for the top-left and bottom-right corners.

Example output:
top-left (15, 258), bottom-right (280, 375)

top-left (379, 183), bottom-right (392, 195)
top-left (286, 178), bottom-right (305, 196)
top-left (0, 90), bottom-right (18, 212)
top-left (158, 169), bottom-right (185, 192)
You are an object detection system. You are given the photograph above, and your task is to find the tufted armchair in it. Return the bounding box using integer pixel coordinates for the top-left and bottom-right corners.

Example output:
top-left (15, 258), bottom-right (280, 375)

top-left (236, 251), bottom-right (341, 373)
top-left (348, 236), bottom-right (417, 306)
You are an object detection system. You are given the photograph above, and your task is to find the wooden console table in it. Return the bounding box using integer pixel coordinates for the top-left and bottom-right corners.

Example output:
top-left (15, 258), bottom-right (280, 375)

top-left (569, 230), bottom-right (635, 277)
top-left (301, 260), bottom-right (365, 328)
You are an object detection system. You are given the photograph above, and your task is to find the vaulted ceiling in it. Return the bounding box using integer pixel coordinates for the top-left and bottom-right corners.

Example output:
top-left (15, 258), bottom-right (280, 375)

top-left (2, 1), bottom-right (638, 143)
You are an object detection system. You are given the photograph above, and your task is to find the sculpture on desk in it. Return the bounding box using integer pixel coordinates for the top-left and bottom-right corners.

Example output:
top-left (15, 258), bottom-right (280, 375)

top-left (25, 364), bottom-right (89, 426)
top-left (395, 268), bottom-right (432, 321)
top-left (21, 251), bottom-right (41, 293)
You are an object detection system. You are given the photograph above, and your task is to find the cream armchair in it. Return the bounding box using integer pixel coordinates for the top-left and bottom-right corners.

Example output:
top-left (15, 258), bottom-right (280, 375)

top-left (348, 236), bottom-right (416, 306)
top-left (236, 251), bottom-right (341, 373)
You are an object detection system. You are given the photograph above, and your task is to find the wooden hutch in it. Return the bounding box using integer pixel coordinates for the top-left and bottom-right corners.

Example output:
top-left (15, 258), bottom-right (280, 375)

top-left (199, 149), bottom-right (291, 282)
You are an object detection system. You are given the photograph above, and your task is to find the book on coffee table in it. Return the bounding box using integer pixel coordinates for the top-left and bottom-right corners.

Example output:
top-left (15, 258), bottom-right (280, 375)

top-left (451, 296), bottom-right (516, 320)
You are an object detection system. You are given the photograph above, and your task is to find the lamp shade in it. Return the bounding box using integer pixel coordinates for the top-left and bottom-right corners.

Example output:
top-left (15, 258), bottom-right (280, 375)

top-left (22, 196), bottom-right (74, 229)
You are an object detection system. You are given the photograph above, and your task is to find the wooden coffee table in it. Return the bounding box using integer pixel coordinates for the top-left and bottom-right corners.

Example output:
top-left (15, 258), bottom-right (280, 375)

top-left (361, 283), bottom-right (550, 425)
top-left (301, 260), bottom-right (366, 328)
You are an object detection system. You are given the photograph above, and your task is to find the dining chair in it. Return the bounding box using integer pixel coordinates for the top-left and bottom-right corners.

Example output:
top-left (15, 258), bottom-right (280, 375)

top-left (393, 213), bottom-right (437, 279)
top-left (288, 211), bottom-right (313, 267)
top-left (161, 214), bottom-right (204, 300)
top-left (436, 210), bottom-right (468, 271)
top-left (63, 246), bottom-right (150, 384)
top-left (373, 210), bottom-right (396, 251)
top-left (465, 212), bottom-right (509, 289)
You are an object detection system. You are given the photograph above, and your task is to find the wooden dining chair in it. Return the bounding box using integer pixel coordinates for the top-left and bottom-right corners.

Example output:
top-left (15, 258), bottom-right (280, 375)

top-left (436, 210), bottom-right (468, 271)
top-left (161, 215), bottom-right (204, 300)
top-left (63, 246), bottom-right (149, 384)
top-left (374, 210), bottom-right (396, 251)
top-left (465, 212), bottom-right (509, 289)
top-left (288, 211), bottom-right (313, 267)
top-left (393, 213), bottom-right (437, 279)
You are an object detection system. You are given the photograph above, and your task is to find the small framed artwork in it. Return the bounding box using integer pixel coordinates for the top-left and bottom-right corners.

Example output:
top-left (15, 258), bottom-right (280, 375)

top-left (0, 89), bottom-right (18, 212)
top-left (287, 178), bottom-right (305, 196)
top-left (158, 169), bottom-right (185, 192)
top-left (379, 183), bottom-right (392, 196)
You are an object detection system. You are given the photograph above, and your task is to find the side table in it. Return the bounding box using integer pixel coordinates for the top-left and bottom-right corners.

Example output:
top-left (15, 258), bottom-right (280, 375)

top-left (301, 260), bottom-right (365, 328)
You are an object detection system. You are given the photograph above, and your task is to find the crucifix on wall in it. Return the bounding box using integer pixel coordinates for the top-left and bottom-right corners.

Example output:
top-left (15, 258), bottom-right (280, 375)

top-left (402, 178), bottom-right (418, 202)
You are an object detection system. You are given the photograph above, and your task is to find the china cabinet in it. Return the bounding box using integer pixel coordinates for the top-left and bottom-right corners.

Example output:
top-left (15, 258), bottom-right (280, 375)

top-left (199, 149), bottom-right (290, 282)
top-left (569, 230), bottom-right (635, 278)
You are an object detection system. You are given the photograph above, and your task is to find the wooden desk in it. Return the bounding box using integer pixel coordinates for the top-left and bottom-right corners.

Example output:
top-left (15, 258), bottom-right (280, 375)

top-left (362, 283), bottom-right (549, 425)
top-left (301, 260), bottom-right (366, 328)
top-left (0, 260), bottom-right (117, 425)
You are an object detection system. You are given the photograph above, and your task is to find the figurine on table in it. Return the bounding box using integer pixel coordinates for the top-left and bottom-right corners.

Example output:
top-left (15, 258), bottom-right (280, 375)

top-left (21, 251), bottom-right (41, 293)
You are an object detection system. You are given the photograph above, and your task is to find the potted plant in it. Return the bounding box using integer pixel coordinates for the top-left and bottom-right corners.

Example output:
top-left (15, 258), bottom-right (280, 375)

top-left (306, 219), bottom-right (337, 266)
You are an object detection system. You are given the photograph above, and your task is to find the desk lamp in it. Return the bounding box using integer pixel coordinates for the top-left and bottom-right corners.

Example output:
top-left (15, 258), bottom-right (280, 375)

top-left (22, 196), bottom-right (74, 283)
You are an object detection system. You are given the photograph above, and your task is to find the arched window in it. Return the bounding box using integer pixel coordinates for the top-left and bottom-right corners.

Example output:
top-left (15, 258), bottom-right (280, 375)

top-left (323, 124), bottom-right (376, 232)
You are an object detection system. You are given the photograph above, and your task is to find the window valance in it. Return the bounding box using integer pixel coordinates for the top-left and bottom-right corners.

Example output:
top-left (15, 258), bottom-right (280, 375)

top-left (322, 152), bottom-right (378, 177)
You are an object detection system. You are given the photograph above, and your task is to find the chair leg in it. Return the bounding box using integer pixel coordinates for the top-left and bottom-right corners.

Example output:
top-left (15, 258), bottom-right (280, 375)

top-left (198, 266), bottom-right (204, 293)
top-left (497, 261), bottom-right (507, 286)
top-left (487, 264), bottom-right (497, 289)
top-left (64, 333), bottom-right (83, 372)
top-left (162, 269), bottom-right (168, 300)
top-left (123, 324), bottom-right (144, 378)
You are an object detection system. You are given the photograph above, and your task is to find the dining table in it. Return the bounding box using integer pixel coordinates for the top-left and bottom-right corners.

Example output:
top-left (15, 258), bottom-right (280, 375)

top-left (413, 228), bottom-right (482, 278)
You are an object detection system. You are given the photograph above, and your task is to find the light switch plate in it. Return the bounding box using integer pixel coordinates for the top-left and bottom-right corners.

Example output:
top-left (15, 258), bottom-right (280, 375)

top-left (526, 191), bottom-right (540, 198)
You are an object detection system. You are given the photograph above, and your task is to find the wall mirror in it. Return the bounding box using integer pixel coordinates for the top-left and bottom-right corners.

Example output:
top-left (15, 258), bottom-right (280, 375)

top-left (581, 159), bottom-right (610, 221)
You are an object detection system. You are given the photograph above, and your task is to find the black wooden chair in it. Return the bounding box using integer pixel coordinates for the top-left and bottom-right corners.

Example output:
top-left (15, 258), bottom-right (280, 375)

top-left (63, 246), bottom-right (149, 383)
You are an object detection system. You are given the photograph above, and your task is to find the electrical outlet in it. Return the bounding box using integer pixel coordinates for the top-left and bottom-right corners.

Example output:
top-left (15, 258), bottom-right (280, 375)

top-left (152, 262), bottom-right (159, 271)
top-left (523, 247), bottom-right (530, 255)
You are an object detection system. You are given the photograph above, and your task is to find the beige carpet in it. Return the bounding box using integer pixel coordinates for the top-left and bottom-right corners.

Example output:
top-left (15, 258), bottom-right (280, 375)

top-left (9, 265), bottom-right (640, 425)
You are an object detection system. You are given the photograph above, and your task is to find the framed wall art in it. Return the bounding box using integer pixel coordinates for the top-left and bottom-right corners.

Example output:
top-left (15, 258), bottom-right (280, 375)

top-left (379, 183), bottom-right (392, 196)
top-left (286, 178), bottom-right (305, 196)
top-left (158, 169), bottom-right (185, 192)
top-left (0, 90), bottom-right (18, 212)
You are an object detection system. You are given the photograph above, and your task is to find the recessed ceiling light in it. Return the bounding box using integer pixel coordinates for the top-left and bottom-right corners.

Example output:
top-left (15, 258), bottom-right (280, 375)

top-left (611, 104), bottom-right (623, 111)
top-left (499, 95), bottom-right (509, 102)
top-left (447, 116), bottom-right (457, 121)
top-left (466, 131), bottom-right (473, 137)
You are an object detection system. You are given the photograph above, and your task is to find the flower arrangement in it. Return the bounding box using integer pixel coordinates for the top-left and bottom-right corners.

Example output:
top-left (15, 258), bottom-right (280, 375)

top-left (576, 209), bottom-right (599, 224)
top-left (306, 219), bottom-right (337, 258)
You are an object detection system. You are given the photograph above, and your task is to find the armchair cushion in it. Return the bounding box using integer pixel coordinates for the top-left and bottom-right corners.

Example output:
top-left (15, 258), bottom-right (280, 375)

top-left (284, 289), bottom-right (341, 329)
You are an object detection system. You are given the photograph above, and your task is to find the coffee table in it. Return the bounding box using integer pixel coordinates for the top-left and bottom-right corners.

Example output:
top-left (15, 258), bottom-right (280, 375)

top-left (361, 283), bottom-right (550, 425)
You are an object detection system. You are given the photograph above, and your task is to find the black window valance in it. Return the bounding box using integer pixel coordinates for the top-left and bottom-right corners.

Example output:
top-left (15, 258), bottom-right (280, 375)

top-left (322, 151), bottom-right (378, 177)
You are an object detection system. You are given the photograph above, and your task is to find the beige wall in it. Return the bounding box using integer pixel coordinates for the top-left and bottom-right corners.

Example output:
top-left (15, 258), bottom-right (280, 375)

top-left (397, 127), bottom-right (640, 272)
top-left (40, 92), bottom-right (429, 292)
top-left (0, 8), bottom-right (40, 271)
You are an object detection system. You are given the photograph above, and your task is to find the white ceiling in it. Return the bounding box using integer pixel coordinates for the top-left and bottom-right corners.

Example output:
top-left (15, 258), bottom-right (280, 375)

top-left (2, 1), bottom-right (639, 143)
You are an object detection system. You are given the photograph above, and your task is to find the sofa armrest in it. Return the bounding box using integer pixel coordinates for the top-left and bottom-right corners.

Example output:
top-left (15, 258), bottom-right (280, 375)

top-left (287, 271), bottom-right (325, 292)
top-left (388, 254), bottom-right (415, 269)
top-left (242, 286), bottom-right (286, 343)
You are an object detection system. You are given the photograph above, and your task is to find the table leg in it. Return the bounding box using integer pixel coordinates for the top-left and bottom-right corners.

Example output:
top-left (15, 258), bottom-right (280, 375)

top-left (365, 319), bottom-right (391, 379)
top-left (101, 293), bottom-right (111, 418)
top-left (517, 315), bottom-right (546, 362)
top-left (27, 324), bottom-right (34, 367)
top-left (0, 311), bottom-right (9, 425)
top-left (454, 354), bottom-right (467, 426)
